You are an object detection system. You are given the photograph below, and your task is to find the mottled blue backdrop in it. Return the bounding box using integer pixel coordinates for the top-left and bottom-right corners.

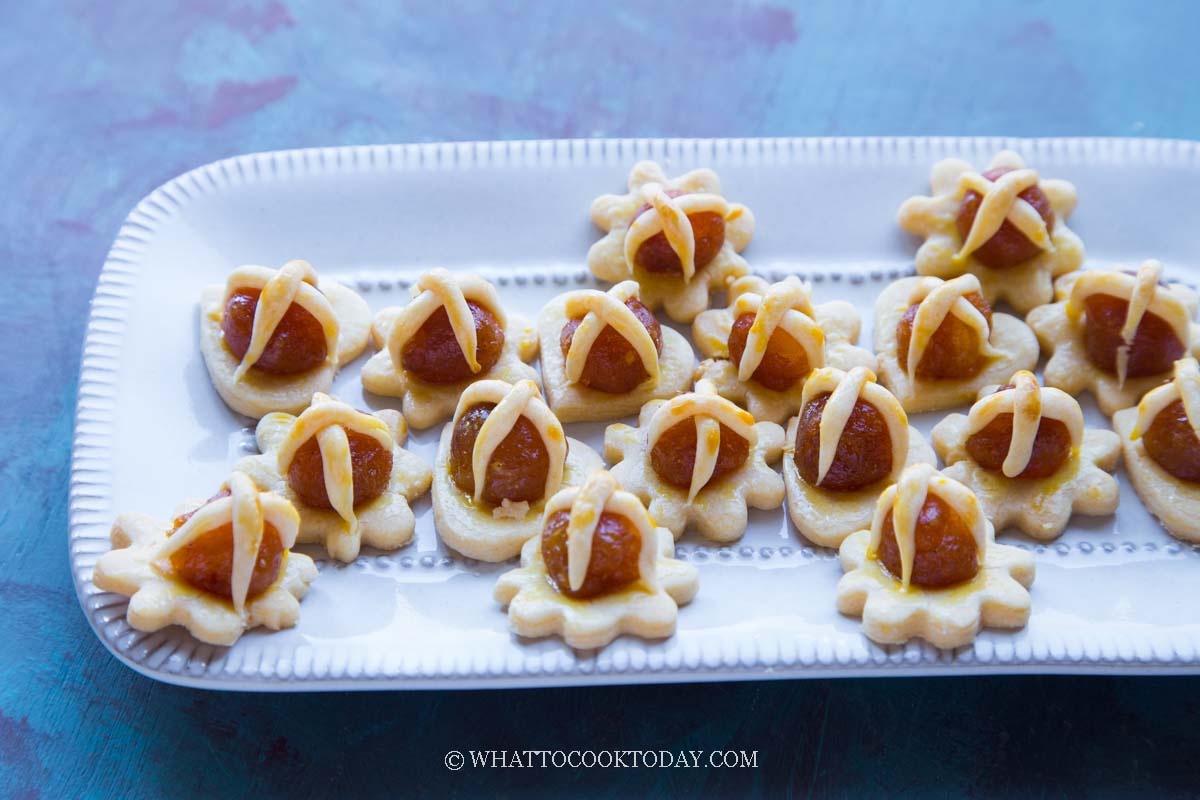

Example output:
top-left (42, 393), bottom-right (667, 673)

top-left (2, 1), bottom-right (1199, 797)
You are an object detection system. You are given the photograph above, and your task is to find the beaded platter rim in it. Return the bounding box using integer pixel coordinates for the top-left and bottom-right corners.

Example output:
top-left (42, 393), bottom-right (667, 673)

top-left (72, 136), bottom-right (1200, 691)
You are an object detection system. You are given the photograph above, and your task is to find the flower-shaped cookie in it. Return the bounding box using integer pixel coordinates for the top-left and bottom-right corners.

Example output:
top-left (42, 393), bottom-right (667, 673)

top-left (605, 379), bottom-right (785, 542)
top-left (874, 274), bottom-right (1039, 412)
top-left (537, 280), bottom-right (695, 423)
top-left (200, 259), bottom-right (372, 418)
top-left (932, 371), bottom-right (1120, 540)
top-left (587, 160), bottom-right (754, 322)
top-left (1113, 357), bottom-right (1200, 542)
top-left (783, 366), bottom-right (936, 548)
top-left (432, 379), bottom-right (602, 562)
top-left (92, 471), bottom-right (318, 646)
top-left (362, 269), bottom-right (539, 429)
top-left (898, 150), bottom-right (1083, 313)
top-left (693, 275), bottom-right (877, 424)
top-left (234, 393), bottom-right (432, 562)
top-left (494, 470), bottom-right (699, 649)
top-left (837, 463), bottom-right (1035, 649)
top-left (1027, 260), bottom-right (1200, 415)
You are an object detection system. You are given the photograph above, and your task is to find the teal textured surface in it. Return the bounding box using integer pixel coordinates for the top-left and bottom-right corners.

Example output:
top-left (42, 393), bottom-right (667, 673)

top-left (4, 1), bottom-right (1200, 796)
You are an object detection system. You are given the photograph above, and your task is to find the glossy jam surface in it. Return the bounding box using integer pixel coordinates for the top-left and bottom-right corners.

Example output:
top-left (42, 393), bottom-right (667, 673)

top-left (401, 301), bottom-right (505, 384)
top-left (1143, 399), bottom-right (1200, 483)
top-left (896, 291), bottom-right (993, 379)
top-left (876, 494), bottom-right (979, 589)
top-left (286, 429), bottom-right (393, 509)
top-left (559, 297), bottom-right (664, 393)
top-left (1082, 294), bottom-right (1184, 378)
top-left (631, 190), bottom-right (726, 276)
top-left (222, 289), bottom-right (328, 375)
top-left (955, 167), bottom-right (1056, 269)
top-left (448, 403), bottom-right (551, 505)
top-left (541, 510), bottom-right (642, 599)
top-left (168, 492), bottom-right (284, 601)
top-left (727, 312), bottom-right (812, 391)
top-left (649, 418), bottom-right (750, 491)
top-left (795, 393), bottom-right (892, 491)
top-left (966, 410), bottom-right (1071, 479)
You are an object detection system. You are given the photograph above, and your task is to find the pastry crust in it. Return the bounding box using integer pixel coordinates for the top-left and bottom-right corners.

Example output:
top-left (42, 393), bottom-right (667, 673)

top-left (897, 150), bottom-right (1084, 313)
top-left (199, 261), bottom-right (371, 419)
top-left (92, 473), bottom-right (318, 646)
top-left (361, 270), bottom-right (539, 429)
top-left (494, 471), bottom-right (699, 649)
top-left (537, 282), bottom-right (695, 423)
top-left (835, 465), bottom-right (1035, 649)
top-left (932, 376), bottom-right (1120, 541)
top-left (874, 276), bottom-right (1038, 413)
top-left (1112, 358), bottom-right (1200, 543)
top-left (1027, 265), bottom-right (1200, 415)
top-left (693, 276), bottom-right (876, 425)
top-left (234, 394), bottom-right (433, 562)
top-left (587, 160), bottom-right (754, 322)
top-left (604, 381), bottom-right (785, 542)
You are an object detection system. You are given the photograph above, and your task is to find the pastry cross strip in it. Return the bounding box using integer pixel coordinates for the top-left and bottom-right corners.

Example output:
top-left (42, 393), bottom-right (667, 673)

top-left (563, 280), bottom-right (659, 385)
top-left (905, 274), bottom-right (996, 383)
top-left (545, 471), bottom-right (658, 593)
top-left (1133, 358), bottom-right (1200, 440)
top-left (802, 366), bottom-right (907, 487)
top-left (867, 463), bottom-right (986, 591)
top-left (623, 182), bottom-right (730, 282)
top-left (645, 379), bottom-right (757, 502)
top-left (966, 370), bottom-right (1083, 478)
top-left (455, 379), bottom-right (567, 505)
top-left (1067, 259), bottom-right (1191, 387)
top-left (155, 471), bottom-right (300, 613)
top-left (388, 268), bottom-right (507, 374)
top-left (733, 276), bottom-right (824, 382)
top-left (954, 169), bottom-right (1054, 264)
top-left (274, 392), bottom-right (395, 538)
top-left (226, 260), bottom-right (340, 380)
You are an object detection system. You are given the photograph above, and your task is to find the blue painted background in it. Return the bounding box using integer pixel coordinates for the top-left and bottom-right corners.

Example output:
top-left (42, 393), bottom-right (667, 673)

top-left (3, 1), bottom-right (1199, 796)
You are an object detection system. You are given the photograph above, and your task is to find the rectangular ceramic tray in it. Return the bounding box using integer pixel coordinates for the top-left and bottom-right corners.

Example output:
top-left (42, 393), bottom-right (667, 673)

top-left (71, 137), bottom-right (1200, 690)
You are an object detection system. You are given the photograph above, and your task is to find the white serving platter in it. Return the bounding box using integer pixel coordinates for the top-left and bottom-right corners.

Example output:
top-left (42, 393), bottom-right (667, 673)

top-left (71, 137), bottom-right (1200, 690)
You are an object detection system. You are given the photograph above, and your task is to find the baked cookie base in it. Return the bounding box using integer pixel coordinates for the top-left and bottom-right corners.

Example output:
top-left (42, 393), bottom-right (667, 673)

top-left (1113, 408), bottom-right (1200, 543)
top-left (692, 300), bottom-right (877, 425)
top-left (605, 413), bottom-right (785, 543)
top-left (234, 409), bottom-right (433, 562)
top-left (782, 419), bottom-right (936, 549)
top-left (431, 426), bottom-right (604, 562)
top-left (837, 526), bottom-right (1035, 649)
top-left (93, 510), bottom-right (318, 647)
top-left (199, 281), bottom-right (372, 419)
top-left (361, 309), bottom-right (539, 429)
top-left (932, 414), bottom-right (1120, 541)
top-left (873, 277), bottom-right (1039, 413)
top-left (494, 527), bottom-right (699, 650)
top-left (537, 296), bottom-right (695, 423)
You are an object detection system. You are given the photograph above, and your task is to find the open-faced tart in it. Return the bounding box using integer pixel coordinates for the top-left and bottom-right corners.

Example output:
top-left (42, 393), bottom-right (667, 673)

top-left (1113, 357), bottom-right (1200, 542)
top-left (1027, 260), bottom-right (1200, 415)
top-left (432, 379), bottom-right (602, 562)
top-left (235, 393), bottom-right (433, 562)
top-left (837, 463), bottom-right (1035, 649)
top-left (494, 469), bottom-right (699, 649)
top-left (605, 379), bottom-right (785, 542)
top-left (362, 269), bottom-right (539, 429)
top-left (537, 280), bottom-right (694, 423)
top-left (783, 366), bottom-right (935, 548)
top-left (587, 160), bottom-right (754, 322)
top-left (693, 275), bottom-right (876, 425)
top-left (874, 274), bottom-right (1039, 412)
top-left (898, 150), bottom-right (1084, 313)
top-left (200, 259), bottom-right (371, 418)
top-left (933, 371), bottom-right (1120, 540)
top-left (93, 471), bottom-right (318, 646)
